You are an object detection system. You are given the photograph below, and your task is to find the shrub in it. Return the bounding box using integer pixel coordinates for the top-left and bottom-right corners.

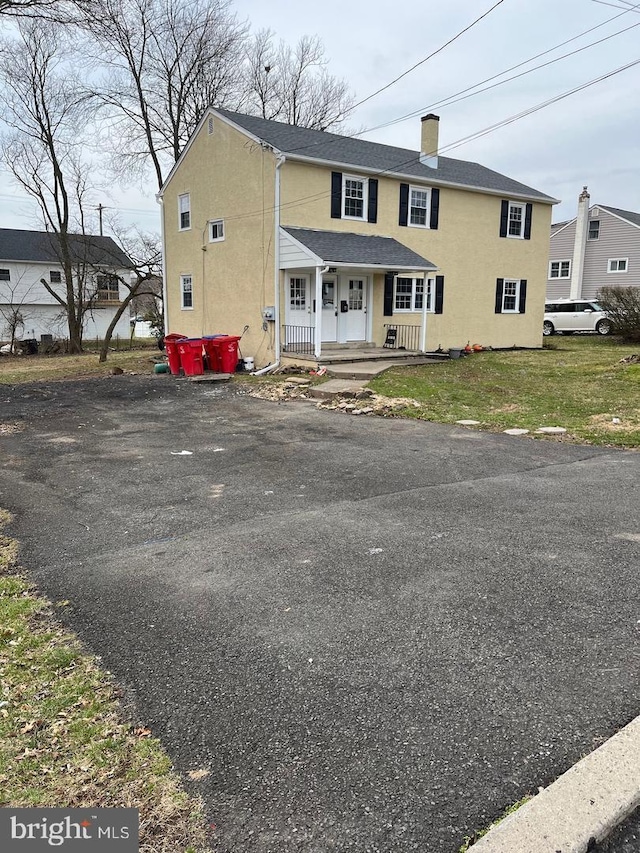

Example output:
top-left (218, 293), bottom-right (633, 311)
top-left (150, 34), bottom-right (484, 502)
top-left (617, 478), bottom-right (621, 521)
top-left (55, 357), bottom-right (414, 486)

top-left (597, 286), bottom-right (640, 343)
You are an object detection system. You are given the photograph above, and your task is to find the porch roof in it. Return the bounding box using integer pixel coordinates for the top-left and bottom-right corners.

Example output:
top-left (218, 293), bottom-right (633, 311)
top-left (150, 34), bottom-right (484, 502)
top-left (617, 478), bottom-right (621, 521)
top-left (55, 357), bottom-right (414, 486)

top-left (281, 227), bottom-right (437, 271)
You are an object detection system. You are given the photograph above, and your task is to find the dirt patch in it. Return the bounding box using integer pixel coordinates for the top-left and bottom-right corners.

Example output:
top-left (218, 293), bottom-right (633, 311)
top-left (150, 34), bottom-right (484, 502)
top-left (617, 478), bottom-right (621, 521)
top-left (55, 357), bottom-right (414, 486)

top-left (589, 413), bottom-right (640, 432)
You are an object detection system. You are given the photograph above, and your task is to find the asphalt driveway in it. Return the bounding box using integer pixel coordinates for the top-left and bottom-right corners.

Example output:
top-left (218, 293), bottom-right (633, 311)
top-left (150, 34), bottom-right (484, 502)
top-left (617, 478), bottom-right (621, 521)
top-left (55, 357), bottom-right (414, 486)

top-left (0, 375), bottom-right (638, 852)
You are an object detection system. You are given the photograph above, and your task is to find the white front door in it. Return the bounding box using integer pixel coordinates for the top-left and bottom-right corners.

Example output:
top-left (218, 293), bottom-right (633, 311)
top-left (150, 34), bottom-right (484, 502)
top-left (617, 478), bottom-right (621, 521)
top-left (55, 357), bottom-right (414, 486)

top-left (339, 277), bottom-right (367, 341)
top-left (320, 277), bottom-right (338, 342)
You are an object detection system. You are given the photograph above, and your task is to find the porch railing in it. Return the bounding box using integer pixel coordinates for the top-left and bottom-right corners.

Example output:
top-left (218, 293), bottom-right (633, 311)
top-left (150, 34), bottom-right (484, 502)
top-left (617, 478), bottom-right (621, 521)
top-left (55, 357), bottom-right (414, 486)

top-left (282, 324), bottom-right (315, 355)
top-left (383, 324), bottom-right (421, 351)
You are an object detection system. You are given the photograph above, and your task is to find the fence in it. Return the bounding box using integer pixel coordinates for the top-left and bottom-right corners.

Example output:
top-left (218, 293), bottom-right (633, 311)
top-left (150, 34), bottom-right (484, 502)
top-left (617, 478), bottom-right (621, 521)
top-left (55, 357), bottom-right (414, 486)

top-left (282, 325), bottom-right (315, 355)
top-left (383, 324), bottom-right (421, 351)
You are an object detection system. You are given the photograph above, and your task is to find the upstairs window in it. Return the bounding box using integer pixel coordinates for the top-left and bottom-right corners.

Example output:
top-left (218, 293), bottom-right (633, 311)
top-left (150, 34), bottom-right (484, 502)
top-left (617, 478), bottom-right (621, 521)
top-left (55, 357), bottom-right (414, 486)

top-left (608, 258), bottom-right (628, 273)
top-left (209, 219), bottom-right (224, 242)
top-left (549, 260), bottom-right (571, 279)
top-left (181, 274), bottom-right (193, 309)
top-left (50, 270), bottom-right (62, 283)
top-left (96, 274), bottom-right (120, 301)
top-left (342, 175), bottom-right (367, 220)
top-left (0, 269), bottom-right (10, 281)
top-left (178, 193), bottom-right (191, 230)
top-left (500, 200), bottom-right (532, 240)
top-left (409, 187), bottom-right (430, 227)
top-left (588, 220), bottom-right (600, 240)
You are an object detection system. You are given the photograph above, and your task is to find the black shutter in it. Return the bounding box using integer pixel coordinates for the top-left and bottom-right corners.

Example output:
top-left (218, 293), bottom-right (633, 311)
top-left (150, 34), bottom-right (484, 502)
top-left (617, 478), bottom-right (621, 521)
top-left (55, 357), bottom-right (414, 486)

top-left (519, 279), bottom-right (527, 313)
top-left (399, 183), bottom-right (409, 227)
top-left (331, 172), bottom-right (342, 219)
top-left (495, 278), bottom-right (504, 313)
top-left (368, 179), bottom-right (378, 223)
top-left (430, 188), bottom-right (440, 230)
top-left (524, 204), bottom-right (532, 240)
top-left (435, 275), bottom-right (444, 314)
top-left (384, 272), bottom-right (395, 316)
top-left (499, 200), bottom-right (509, 238)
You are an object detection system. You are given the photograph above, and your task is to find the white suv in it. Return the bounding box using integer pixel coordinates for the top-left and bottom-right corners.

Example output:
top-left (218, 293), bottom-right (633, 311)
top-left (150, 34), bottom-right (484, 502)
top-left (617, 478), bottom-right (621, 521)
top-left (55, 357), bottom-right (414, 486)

top-left (543, 299), bottom-right (613, 336)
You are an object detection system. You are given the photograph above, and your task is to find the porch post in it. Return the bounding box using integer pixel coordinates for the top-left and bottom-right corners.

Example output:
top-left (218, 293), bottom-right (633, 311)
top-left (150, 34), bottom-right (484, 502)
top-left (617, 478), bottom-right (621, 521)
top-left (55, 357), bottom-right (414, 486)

top-left (420, 274), bottom-right (428, 352)
top-left (314, 265), bottom-right (323, 359)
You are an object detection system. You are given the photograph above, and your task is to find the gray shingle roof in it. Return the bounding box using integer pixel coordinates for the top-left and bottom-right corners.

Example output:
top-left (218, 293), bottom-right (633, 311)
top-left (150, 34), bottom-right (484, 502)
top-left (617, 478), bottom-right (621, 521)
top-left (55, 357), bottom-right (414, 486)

top-left (283, 227), bottom-right (437, 269)
top-left (599, 205), bottom-right (640, 228)
top-left (0, 229), bottom-right (132, 267)
top-left (218, 109), bottom-right (555, 203)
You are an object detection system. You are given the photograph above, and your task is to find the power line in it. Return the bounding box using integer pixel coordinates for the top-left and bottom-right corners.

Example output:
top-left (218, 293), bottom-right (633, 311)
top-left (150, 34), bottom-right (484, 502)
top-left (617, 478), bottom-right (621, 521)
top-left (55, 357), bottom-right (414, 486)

top-left (285, 0), bottom-right (640, 155)
top-left (349, 0), bottom-right (508, 111)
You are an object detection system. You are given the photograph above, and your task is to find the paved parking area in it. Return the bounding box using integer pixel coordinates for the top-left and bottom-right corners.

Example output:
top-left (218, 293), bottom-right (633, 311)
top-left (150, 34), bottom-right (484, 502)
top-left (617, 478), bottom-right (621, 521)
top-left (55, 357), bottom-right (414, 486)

top-left (0, 375), bottom-right (638, 852)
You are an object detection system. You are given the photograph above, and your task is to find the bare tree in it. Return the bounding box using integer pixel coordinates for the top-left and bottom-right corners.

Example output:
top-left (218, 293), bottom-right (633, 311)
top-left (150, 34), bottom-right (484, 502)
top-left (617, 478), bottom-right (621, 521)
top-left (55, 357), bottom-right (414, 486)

top-left (0, 0), bottom-right (90, 20)
top-left (92, 227), bottom-right (162, 362)
top-left (0, 268), bottom-right (34, 353)
top-left (84, 0), bottom-right (248, 190)
top-left (242, 31), bottom-right (354, 131)
top-left (0, 22), bottom-right (104, 352)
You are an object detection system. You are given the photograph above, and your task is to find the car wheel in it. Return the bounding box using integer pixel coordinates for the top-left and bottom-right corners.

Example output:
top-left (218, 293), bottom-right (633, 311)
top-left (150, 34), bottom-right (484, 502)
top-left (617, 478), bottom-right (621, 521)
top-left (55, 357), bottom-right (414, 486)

top-left (596, 319), bottom-right (612, 335)
top-left (543, 321), bottom-right (554, 336)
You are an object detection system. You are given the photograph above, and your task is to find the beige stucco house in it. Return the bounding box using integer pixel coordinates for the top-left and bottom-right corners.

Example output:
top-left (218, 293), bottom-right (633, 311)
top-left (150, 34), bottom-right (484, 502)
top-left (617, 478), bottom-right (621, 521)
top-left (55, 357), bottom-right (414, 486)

top-left (159, 108), bottom-right (557, 368)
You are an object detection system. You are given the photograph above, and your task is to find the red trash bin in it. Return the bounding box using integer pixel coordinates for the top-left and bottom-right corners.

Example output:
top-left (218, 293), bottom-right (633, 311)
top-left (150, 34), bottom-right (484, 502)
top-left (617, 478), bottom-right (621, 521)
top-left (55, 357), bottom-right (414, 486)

top-left (213, 335), bottom-right (241, 373)
top-left (164, 333), bottom-right (187, 375)
top-left (202, 335), bottom-right (225, 372)
top-left (177, 338), bottom-right (205, 376)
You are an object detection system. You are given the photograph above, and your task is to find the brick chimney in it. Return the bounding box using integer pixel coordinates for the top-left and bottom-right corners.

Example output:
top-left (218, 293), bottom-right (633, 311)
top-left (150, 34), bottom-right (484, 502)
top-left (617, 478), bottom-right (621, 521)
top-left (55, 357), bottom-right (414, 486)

top-left (569, 186), bottom-right (590, 299)
top-left (420, 114), bottom-right (439, 169)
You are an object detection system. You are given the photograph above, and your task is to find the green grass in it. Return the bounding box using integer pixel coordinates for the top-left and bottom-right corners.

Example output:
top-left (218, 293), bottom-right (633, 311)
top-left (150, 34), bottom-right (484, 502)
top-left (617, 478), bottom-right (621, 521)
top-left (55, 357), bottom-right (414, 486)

top-left (369, 336), bottom-right (640, 448)
top-left (458, 795), bottom-right (532, 852)
top-left (0, 509), bottom-right (210, 852)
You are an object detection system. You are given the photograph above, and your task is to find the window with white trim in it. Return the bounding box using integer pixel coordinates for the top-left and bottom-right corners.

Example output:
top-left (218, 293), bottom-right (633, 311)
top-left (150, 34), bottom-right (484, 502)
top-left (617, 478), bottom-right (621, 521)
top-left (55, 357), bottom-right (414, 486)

top-left (549, 260), bottom-right (571, 279)
top-left (50, 270), bottom-right (62, 283)
top-left (181, 274), bottom-right (193, 309)
top-left (502, 279), bottom-right (520, 312)
top-left (409, 186), bottom-right (430, 227)
top-left (608, 258), bottom-right (628, 273)
top-left (342, 175), bottom-right (367, 220)
top-left (96, 274), bottom-right (120, 301)
top-left (0, 269), bottom-right (10, 281)
top-left (209, 219), bottom-right (224, 242)
top-left (178, 193), bottom-right (191, 231)
top-left (289, 277), bottom-right (307, 310)
top-left (588, 220), bottom-right (600, 240)
top-left (394, 277), bottom-right (434, 312)
top-left (508, 202), bottom-right (524, 238)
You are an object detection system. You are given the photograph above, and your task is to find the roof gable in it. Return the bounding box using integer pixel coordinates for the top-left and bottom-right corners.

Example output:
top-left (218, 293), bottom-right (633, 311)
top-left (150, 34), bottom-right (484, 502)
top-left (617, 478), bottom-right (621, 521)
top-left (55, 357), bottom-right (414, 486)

top-left (598, 205), bottom-right (640, 230)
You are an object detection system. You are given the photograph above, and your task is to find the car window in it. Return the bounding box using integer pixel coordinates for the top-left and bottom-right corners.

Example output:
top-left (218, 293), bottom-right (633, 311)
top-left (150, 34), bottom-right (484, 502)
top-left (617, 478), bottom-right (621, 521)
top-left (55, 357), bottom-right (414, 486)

top-left (590, 302), bottom-right (603, 311)
top-left (545, 304), bottom-right (557, 312)
top-left (558, 303), bottom-right (574, 312)
top-left (575, 302), bottom-right (591, 312)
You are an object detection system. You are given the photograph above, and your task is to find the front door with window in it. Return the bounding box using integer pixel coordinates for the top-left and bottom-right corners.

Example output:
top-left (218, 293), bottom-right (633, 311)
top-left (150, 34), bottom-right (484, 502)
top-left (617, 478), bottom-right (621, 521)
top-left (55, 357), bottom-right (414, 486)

top-left (320, 277), bottom-right (337, 342)
top-left (338, 277), bottom-right (367, 341)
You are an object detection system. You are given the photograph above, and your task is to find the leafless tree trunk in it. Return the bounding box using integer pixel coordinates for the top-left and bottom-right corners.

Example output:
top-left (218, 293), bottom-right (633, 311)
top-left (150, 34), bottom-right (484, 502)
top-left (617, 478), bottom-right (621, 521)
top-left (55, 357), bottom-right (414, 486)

top-left (0, 22), bottom-right (97, 353)
top-left (0, 270), bottom-right (35, 353)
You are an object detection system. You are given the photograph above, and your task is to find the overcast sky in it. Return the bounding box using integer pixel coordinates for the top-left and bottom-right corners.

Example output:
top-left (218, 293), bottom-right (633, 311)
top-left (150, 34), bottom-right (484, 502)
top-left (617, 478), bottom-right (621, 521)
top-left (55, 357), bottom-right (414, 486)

top-left (1, 0), bottom-right (639, 232)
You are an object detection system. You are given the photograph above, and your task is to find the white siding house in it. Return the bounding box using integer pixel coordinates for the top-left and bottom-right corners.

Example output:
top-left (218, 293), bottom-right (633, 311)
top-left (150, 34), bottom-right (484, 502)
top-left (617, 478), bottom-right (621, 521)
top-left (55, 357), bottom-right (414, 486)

top-left (0, 229), bottom-right (133, 344)
top-left (548, 189), bottom-right (640, 300)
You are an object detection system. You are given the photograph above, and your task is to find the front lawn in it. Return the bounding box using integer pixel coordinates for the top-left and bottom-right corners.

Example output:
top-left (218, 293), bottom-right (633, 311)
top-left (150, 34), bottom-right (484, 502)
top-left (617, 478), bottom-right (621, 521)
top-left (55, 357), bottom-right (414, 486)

top-left (0, 347), bottom-right (159, 384)
top-left (369, 336), bottom-right (640, 448)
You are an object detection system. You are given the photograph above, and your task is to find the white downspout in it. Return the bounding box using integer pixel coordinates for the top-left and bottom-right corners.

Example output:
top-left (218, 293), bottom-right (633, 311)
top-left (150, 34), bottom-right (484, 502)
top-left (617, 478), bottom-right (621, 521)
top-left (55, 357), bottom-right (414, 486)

top-left (420, 273), bottom-right (428, 352)
top-left (253, 152), bottom-right (285, 375)
top-left (156, 195), bottom-right (168, 335)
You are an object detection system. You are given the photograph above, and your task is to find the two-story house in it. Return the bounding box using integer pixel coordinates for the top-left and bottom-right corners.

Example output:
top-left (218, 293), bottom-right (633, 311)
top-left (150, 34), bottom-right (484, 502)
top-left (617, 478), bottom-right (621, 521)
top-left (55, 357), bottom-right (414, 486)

top-left (548, 186), bottom-right (640, 301)
top-left (159, 108), bottom-right (557, 368)
top-left (0, 228), bottom-right (132, 344)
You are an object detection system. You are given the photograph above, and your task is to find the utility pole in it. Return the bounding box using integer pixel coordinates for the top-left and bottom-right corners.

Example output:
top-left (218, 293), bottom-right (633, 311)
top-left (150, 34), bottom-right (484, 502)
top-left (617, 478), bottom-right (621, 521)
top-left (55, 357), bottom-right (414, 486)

top-left (97, 204), bottom-right (104, 236)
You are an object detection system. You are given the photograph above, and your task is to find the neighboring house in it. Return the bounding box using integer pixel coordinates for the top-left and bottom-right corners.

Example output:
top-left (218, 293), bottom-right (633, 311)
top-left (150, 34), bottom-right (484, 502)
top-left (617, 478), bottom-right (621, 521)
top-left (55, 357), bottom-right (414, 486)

top-left (548, 187), bottom-right (640, 301)
top-left (0, 228), bottom-right (132, 343)
top-left (159, 108), bottom-right (557, 367)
